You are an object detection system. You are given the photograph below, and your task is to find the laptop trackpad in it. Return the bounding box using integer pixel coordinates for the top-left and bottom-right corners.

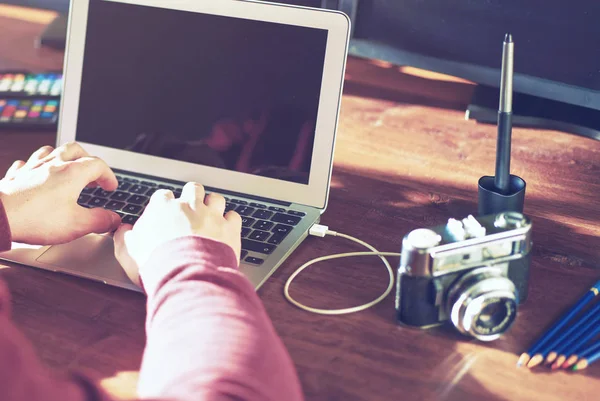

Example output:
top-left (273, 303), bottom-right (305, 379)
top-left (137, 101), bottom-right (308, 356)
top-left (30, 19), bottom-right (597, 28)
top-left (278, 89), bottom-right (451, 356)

top-left (36, 234), bottom-right (136, 288)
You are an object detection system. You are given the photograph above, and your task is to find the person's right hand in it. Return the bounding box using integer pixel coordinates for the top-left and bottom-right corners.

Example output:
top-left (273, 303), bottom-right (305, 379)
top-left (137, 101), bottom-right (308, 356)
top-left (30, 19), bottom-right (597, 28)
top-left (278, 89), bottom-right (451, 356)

top-left (113, 183), bottom-right (242, 287)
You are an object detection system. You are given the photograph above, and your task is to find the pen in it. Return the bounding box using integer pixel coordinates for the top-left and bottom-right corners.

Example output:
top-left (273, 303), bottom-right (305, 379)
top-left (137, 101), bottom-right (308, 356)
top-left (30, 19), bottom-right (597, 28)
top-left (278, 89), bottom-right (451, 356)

top-left (494, 33), bottom-right (514, 194)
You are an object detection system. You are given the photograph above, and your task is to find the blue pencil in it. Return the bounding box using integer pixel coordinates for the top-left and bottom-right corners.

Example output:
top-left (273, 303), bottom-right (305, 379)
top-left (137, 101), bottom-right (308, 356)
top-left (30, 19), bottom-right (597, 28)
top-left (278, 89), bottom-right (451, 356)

top-left (562, 340), bottom-right (600, 369)
top-left (542, 301), bottom-right (600, 364)
top-left (573, 347), bottom-right (600, 371)
top-left (550, 324), bottom-right (600, 370)
top-left (579, 341), bottom-right (600, 359)
top-left (519, 279), bottom-right (600, 368)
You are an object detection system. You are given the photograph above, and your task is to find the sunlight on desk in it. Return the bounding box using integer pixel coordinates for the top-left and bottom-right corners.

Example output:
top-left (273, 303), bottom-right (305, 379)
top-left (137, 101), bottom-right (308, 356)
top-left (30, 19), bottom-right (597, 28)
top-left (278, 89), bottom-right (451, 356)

top-left (0, 4), bottom-right (57, 24)
top-left (447, 342), bottom-right (600, 400)
top-left (100, 370), bottom-right (140, 400)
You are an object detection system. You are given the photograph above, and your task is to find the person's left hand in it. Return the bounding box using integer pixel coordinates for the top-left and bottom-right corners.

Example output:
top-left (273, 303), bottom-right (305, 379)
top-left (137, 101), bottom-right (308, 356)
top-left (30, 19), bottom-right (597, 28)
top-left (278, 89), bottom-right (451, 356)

top-left (0, 142), bottom-right (121, 245)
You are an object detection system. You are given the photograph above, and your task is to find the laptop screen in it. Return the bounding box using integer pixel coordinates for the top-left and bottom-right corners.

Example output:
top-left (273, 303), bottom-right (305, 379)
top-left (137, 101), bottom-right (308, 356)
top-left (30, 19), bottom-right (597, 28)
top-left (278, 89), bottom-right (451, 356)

top-left (75, 0), bottom-right (329, 185)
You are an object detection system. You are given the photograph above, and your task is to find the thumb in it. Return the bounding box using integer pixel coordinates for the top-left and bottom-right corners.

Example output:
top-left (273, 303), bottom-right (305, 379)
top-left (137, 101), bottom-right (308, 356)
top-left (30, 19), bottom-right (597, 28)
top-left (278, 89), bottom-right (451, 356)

top-left (78, 207), bottom-right (122, 235)
top-left (113, 223), bottom-right (133, 252)
top-left (113, 223), bottom-right (141, 288)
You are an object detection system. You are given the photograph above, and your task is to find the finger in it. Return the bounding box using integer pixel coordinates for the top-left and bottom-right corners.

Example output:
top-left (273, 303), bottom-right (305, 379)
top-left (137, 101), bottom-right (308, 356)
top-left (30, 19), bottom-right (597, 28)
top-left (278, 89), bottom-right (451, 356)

top-left (113, 224), bottom-right (141, 287)
top-left (76, 207), bottom-right (122, 235)
top-left (113, 223), bottom-right (133, 257)
top-left (27, 145), bottom-right (54, 164)
top-left (53, 142), bottom-right (90, 162)
top-left (70, 156), bottom-right (118, 191)
top-left (224, 210), bottom-right (242, 228)
top-left (4, 160), bottom-right (25, 179)
top-left (148, 188), bottom-right (175, 207)
top-left (179, 182), bottom-right (205, 210)
top-left (204, 192), bottom-right (226, 214)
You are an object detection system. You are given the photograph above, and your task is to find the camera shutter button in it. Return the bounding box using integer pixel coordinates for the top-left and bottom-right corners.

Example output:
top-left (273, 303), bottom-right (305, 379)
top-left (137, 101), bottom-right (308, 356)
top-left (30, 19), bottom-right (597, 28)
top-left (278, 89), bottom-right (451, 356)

top-left (494, 212), bottom-right (527, 229)
top-left (406, 229), bottom-right (441, 249)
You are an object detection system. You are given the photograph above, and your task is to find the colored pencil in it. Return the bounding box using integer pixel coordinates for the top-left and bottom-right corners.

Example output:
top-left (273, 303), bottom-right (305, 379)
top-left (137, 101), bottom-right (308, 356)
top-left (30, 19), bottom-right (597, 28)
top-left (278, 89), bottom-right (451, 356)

top-left (550, 324), bottom-right (600, 370)
top-left (542, 301), bottom-right (600, 365)
top-left (561, 340), bottom-right (600, 370)
top-left (573, 348), bottom-right (600, 371)
top-left (519, 279), bottom-right (600, 368)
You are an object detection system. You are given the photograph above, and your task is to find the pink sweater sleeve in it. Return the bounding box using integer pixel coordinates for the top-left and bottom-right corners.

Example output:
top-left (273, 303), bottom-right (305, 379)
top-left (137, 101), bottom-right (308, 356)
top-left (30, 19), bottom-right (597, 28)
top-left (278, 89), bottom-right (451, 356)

top-left (0, 200), bottom-right (304, 401)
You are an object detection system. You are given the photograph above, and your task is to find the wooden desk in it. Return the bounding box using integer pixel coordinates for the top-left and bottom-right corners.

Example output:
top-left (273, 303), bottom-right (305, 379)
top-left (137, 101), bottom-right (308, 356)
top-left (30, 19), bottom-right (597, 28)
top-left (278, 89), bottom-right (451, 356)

top-left (1, 6), bottom-right (600, 401)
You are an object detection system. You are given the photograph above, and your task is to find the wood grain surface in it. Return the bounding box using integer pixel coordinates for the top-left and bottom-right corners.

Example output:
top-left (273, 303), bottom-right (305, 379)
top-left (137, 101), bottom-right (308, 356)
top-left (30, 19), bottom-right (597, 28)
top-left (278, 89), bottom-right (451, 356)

top-left (1, 6), bottom-right (599, 401)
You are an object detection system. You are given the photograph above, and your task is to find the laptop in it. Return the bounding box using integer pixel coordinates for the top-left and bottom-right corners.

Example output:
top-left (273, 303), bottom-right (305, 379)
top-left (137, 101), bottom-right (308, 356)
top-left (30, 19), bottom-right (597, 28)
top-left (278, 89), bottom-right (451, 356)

top-left (0, 0), bottom-right (349, 292)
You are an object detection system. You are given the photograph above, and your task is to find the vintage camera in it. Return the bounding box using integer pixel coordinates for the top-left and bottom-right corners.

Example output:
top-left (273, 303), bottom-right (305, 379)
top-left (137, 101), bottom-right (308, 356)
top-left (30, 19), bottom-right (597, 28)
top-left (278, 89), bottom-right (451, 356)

top-left (395, 212), bottom-right (532, 341)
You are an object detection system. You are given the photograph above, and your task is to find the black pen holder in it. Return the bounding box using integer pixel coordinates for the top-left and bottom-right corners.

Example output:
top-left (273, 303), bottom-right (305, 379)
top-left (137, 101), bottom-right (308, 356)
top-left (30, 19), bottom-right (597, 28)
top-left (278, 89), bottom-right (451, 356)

top-left (478, 175), bottom-right (526, 216)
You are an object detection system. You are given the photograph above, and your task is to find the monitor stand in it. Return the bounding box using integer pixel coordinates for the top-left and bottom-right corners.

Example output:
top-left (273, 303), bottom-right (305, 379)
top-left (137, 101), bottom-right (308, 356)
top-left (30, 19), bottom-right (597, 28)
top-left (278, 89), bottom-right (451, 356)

top-left (466, 85), bottom-right (600, 141)
top-left (34, 13), bottom-right (68, 50)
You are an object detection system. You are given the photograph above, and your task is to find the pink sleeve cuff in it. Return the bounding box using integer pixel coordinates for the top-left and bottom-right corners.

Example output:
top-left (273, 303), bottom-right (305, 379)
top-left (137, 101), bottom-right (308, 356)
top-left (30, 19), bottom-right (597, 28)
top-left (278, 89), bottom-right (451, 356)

top-left (139, 236), bottom-right (239, 297)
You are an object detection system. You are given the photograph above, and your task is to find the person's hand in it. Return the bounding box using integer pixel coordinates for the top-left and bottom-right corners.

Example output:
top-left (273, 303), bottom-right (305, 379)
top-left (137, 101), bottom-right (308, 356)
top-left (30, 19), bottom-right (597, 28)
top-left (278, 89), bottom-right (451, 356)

top-left (113, 183), bottom-right (242, 286)
top-left (0, 142), bottom-right (121, 245)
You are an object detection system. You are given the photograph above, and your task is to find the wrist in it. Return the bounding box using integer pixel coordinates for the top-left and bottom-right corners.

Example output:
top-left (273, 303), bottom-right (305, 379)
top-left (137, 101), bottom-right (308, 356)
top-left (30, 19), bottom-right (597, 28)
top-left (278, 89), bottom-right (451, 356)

top-left (0, 191), bottom-right (13, 249)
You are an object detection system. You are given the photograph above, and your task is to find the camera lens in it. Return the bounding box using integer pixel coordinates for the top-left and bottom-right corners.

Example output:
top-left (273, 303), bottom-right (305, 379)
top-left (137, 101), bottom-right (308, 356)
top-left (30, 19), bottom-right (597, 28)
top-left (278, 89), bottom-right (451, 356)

top-left (447, 268), bottom-right (518, 341)
top-left (477, 302), bottom-right (507, 329)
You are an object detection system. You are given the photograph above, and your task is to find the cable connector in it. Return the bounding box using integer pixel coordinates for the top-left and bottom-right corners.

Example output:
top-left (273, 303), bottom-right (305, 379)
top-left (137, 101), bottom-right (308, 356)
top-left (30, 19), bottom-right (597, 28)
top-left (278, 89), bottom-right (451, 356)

top-left (309, 224), bottom-right (329, 238)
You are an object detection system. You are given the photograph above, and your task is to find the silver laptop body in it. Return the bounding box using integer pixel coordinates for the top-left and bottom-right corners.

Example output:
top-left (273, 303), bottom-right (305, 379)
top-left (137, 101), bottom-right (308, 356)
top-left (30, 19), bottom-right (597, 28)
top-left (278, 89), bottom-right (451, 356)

top-left (0, 0), bottom-right (349, 291)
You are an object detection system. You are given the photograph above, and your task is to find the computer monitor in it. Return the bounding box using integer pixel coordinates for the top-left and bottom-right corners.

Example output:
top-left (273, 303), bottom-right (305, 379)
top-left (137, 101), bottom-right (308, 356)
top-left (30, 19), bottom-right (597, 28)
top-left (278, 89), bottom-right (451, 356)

top-left (278, 0), bottom-right (600, 139)
top-left (1, 0), bottom-right (69, 49)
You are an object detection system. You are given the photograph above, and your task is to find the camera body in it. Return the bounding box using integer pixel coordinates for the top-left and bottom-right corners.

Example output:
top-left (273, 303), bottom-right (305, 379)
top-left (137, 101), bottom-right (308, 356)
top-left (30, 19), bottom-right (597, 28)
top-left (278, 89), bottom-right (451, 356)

top-left (395, 212), bottom-right (532, 341)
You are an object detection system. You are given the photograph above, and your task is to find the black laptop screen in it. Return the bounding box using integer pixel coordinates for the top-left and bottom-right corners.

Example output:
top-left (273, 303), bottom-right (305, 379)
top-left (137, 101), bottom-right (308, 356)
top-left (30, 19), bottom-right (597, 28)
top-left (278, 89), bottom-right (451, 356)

top-left (75, 0), bottom-right (329, 185)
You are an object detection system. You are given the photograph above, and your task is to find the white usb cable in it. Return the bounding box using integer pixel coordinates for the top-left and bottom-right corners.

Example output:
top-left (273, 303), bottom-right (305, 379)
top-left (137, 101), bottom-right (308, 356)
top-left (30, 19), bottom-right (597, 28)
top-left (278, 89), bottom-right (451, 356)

top-left (283, 224), bottom-right (402, 315)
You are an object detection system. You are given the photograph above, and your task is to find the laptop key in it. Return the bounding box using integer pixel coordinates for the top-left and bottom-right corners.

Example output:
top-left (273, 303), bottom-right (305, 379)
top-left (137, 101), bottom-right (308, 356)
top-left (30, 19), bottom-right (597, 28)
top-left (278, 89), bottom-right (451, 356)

top-left (288, 210), bottom-right (306, 217)
top-left (158, 184), bottom-right (174, 190)
top-left (253, 210), bottom-right (273, 220)
top-left (122, 215), bottom-right (139, 225)
top-left (242, 239), bottom-right (275, 255)
top-left (241, 227), bottom-right (251, 238)
top-left (236, 206), bottom-right (255, 216)
top-left (89, 197), bottom-right (108, 207)
top-left (128, 195), bottom-right (148, 205)
top-left (94, 188), bottom-right (113, 198)
top-left (248, 230), bottom-right (270, 242)
top-left (141, 181), bottom-right (157, 187)
top-left (267, 232), bottom-right (287, 245)
top-left (105, 200), bottom-right (125, 211)
top-left (271, 213), bottom-right (301, 226)
top-left (129, 185), bottom-right (149, 195)
top-left (77, 194), bottom-right (91, 205)
top-left (225, 203), bottom-right (237, 213)
top-left (174, 190), bottom-right (182, 198)
top-left (123, 177), bottom-right (139, 183)
top-left (123, 204), bottom-right (143, 215)
top-left (146, 188), bottom-right (158, 197)
top-left (241, 250), bottom-right (248, 260)
top-left (244, 257), bottom-right (264, 265)
top-left (110, 191), bottom-right (130, 202)
top-left (117, 181), bottom-right (131, 191)
top-left (268, 206), bottom-right (286, 213)
top-left (231, 199), bottom-right (248, 205)
top-left (241, 217), bottom-right (256, 227)
top-left (253, 220), bottom-right (273, 231)
top-left (272, 224), bottom-right (293, 235)
top-left (81, 187), bottom-right (95, 194)
top-left (250, 202), bottom-right (267, 209)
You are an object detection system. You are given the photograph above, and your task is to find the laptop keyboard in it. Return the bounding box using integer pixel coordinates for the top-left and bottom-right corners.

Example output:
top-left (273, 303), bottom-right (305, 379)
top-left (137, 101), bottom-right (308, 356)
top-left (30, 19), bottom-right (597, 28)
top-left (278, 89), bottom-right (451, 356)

top-left (77, 175), bottom-right (306, 266)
